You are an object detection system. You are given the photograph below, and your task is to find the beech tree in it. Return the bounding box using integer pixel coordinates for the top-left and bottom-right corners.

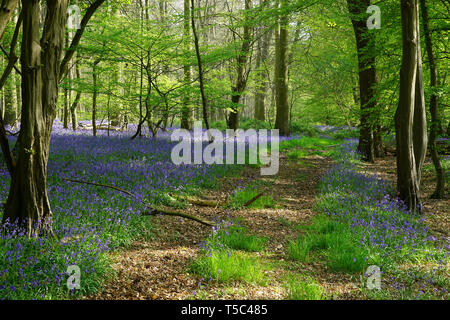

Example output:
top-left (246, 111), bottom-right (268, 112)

top-left (346, 0), bottom-right (378, 162)
top-left (395, 0), bottom-right (428, 213)
top-left (1, 0), bottom-right (105, 236)
top-left (274, 0), bottom-right (290, 136)
top-left (420, 0), bottom-right (444, 199)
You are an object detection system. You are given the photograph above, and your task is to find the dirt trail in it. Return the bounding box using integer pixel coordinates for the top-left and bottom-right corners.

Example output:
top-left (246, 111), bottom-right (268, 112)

top-left (85, 151), bottom-right (336, 300)
top-left (85, 149), bottom-right (449, 300)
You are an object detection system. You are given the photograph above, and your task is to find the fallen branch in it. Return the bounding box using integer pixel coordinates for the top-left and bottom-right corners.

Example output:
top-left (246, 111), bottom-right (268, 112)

top-left (169, 193), bottom-right (224, 207)
top-left (244, 192), bottom-right (264, 207)
top-left (143, 206), bottom-right (214, 227)
top-left (63, 178), bottom-right (214, 227)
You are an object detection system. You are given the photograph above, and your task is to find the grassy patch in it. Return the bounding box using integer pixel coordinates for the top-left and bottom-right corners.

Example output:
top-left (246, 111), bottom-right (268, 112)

top-left (228, 184), bottom-right (274, 209)
top-left (288, 214), bottom-right (375, 273)
top-left (219, 225), bottom-right (267, 252)
top-left (284, 274), bottom-right (327, 300)
top-left (280, 137), bottom-right (340, 152)
top-left (287, 149), bottom-right (309, 160)
top-left (189, 250), bottom-right (268, 285)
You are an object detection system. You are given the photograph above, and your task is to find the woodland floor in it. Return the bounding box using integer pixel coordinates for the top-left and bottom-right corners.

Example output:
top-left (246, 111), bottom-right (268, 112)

top-left (84, 150), bottom-right (449, 300)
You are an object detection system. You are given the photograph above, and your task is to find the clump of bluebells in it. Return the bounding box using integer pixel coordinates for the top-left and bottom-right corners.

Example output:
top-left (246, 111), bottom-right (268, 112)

top-left (318, 140), bottom-right (449, 298)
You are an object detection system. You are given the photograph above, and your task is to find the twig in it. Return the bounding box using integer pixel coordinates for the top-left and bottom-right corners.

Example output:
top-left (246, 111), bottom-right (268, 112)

top-left (244, 192), bottom-right (264, 207)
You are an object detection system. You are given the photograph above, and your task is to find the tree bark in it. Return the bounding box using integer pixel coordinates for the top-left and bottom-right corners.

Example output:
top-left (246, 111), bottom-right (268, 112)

top-left (420, 0), bottom-right (444, 198)
top-left (92, 60), bottom-right (100, 137)
top-left (2, 0), bottom-right (103, 236)
top-left (347, 0), bottom-right (378, 162)
top-left (3, 0), bottom-right (69, 236)
top-left (0, 0), bottom-right (19, 41)
top-left (227, 0), bottom-right (252, 131)
top-left (181, 0), bottom-right (193, 130)
top-left (274, 0), bottom-right (290, 136)
top-left (191, 0), bottom-right (210, 132)
top-left (254, 28), bottom-right (271, 121)
top-left (395, 0), bottom-right (425, 213)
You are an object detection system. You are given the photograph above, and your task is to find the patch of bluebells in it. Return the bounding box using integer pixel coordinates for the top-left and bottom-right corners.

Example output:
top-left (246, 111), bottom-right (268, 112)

top-left (198, 217), bottom-right (235, 257)
top-left (0, 123), bottom-right (252, 299)
top-left (320, 140), bottom-right (449, 297)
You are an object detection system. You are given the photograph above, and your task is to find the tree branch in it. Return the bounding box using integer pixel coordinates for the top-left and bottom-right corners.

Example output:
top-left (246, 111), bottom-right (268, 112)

top-left (62, 178), bottom-right (214, 227)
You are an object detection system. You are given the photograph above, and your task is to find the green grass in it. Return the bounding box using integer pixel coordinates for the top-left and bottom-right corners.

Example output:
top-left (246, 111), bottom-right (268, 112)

top-left (288, 214), bottom-right (376, 273)
top-left (228, 184), bottom-right (274, 209)
top-left (287, 149), bottom-right (309, 160)
top-left (284, 274), bottom-right (327, 300)
top-left (280, 137), bottom-right (340, 152)
top-left (189, 250), bottom-right (268, 285)
top-left (219, 225), bottom-right (267, 252)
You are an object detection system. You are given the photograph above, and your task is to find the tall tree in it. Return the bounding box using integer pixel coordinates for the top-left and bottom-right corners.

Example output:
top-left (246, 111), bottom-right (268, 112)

top-left (227, 0), bottom-right (252, 131)
top-left (191, 0), bottom-right (210, 133)
top-left (347, 0), bottom-right (378, 162)
top-left (274, 0), bottom-right (290, 136)
top-left (394, 0), bottom-right (427, 213)
top-left (420, 0), bottom-right (444, 199)
top-left (254, 27), bottom-right (271, 121)
top-left (181, 0), bottom-right (193, 130)
top-left (1, 0), bottom-right (105, 236)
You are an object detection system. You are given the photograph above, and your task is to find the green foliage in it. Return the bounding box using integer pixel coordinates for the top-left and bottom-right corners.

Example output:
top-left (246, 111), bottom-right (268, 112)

top-left (290, 122), bottom-right (320, 137)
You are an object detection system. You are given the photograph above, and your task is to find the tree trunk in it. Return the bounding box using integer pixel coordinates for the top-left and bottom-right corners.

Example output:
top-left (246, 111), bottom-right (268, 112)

top-left (274, 0), bottom-right (290, 136)
top-left (254, 28), bottom-right (271, 121)
top-left (70, 57), bottom-right (80, 131)
top-left (420, 0), bottom-right (444, 198)
top-left (395, 0), bottom-right (425, 213)
top-left (191, 0), bottom-right (210, 132)
top-left (92, 60), bottom-right (100, 137)
top-left (227, 0), bottom-right (252, 131)
top-left (0, 0), bottom-right (19, 41)
top-left (3, 0), bottom-right (69, 236)
top-left (3, 68), bottom-right (16, 126)
top-left (181, 0), bottom-right (193, 130)
top-left (347, 0), bottom-right (378, 162)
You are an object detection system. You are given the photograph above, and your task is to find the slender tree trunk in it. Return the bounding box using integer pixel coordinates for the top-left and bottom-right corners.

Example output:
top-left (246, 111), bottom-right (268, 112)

top-left (181, 0), bottom-right (193, 130)
top-left (347, 0), bottom-right (378, 162)
top-left (92, 60), bottom-right (100, 137)
top-left (227, 0), bottom-right (252, 131)
top-left (274, 0), bottom-right (290, 136)
top-left (254, 28), bottom-right (271, 121)
top-left (395, 0), bottom-right (426, 213)
top-left (420, 0), bottom-right (444, 198)
top-left (3, 67), bottom-right (16, 126)
top-left (191, 0), bottom-right (210, 132)
top-left (70, 55), bottom-right (80, 131)
top-left (63, 30), bottom-right (70, 129)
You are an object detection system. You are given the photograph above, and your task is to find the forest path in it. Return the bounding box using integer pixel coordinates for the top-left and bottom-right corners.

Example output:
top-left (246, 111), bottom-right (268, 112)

top-left (85, 148), bottom-right (343, 300)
